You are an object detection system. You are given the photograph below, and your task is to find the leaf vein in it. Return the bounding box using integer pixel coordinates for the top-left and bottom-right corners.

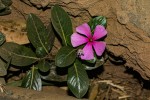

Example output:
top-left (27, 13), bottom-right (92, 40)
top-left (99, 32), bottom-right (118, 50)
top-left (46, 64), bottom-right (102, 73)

top-left (55, 11), bottom-right (67, 46)
top-left (31, 16), bottom-right (49, 54)
top-left (2, 48), bottom-right (38, 60)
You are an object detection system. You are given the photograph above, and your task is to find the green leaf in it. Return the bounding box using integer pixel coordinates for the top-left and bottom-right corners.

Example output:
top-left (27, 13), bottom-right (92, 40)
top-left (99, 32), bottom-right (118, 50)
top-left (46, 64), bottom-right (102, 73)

top-left (41, 62), bottom-right (67, 82)
top-left (0, 59), bottom-right (7, 76)
top-left (35, 47), bottom-right (47, 58)
top-left (21, 66), bottom-right (42, 91)
top-left (0, 32), bottom-right (5, 45)
top-left (84, 57), bottom-right (105, 70)
top-left (55, 46), bottom-right (76, 67)
top-left (35, 23), bottom-right (55, 58)
top-left (0, 2), bottom-right (5, 11)
top-left (5, 56), bottom-right (11, 69)
top-left (27, 13), bottom-right (53, 54)
top-left (36, 60), bottom-right (50, 72)
top-left (67, 60), bottom-right (89, 98)
top-left (88, 16), bottom-right (107, 32)
top-left (0, 42), bottom-right (38, 66)
top-left (46, 23), bottom-right (55, 51)
top-left (1, 0), bottom-right (12, 6)
top-left (51, 5), bottom-right (73, 46)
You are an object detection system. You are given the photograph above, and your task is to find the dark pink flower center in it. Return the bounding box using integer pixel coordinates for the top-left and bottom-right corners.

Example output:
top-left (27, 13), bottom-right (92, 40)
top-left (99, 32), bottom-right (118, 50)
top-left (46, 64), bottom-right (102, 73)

top-left (89, 37), bottom-right (93, 42)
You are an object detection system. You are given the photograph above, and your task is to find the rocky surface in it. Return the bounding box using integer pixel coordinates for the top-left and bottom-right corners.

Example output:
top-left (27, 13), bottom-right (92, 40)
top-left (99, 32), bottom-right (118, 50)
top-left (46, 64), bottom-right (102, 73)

top-left (1, 0), bottom-right (150, 80)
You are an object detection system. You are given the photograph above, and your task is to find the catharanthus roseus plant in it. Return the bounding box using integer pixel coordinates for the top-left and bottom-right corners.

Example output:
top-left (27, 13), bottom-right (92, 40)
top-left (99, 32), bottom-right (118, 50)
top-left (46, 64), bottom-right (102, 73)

top-left (0, 4), bottom-right (107, 99)
top-left (52, 5), bottom-right (107, 98)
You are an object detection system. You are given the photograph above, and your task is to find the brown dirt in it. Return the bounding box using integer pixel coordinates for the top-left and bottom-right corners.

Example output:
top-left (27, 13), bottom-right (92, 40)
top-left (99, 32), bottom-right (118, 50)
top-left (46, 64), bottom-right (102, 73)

top-left (89, 61), bottom-right (150, 100)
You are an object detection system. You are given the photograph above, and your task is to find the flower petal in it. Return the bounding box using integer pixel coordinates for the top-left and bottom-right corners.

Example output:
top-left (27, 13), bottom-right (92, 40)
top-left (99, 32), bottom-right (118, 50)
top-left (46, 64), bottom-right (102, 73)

top-left (93, 41), bottom-right (106, 56)
top-left (76, 23), bottom-right (92, 38)
top-left (71, 33), bottom-right (88, 47)
top-left (93, 25), bottom-right (107, 40)
top-left (80, 43), bottom-right (94, 60)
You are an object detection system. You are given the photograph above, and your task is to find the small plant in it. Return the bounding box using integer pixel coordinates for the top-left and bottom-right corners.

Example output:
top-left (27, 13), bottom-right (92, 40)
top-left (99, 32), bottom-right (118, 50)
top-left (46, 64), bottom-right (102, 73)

top-left (0, 4), bottom-right (107, 98)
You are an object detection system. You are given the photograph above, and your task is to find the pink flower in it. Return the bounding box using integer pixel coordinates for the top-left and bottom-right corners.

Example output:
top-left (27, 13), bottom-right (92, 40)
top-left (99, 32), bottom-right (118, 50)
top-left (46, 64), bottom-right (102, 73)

top-left (71, 23), bottom-right (107, 60)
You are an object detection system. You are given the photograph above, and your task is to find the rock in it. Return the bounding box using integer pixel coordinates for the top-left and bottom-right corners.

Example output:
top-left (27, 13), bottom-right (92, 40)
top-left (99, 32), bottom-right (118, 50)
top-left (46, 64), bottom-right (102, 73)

top-left (0, 20), bottom-right (29, 44)
top-left (104, 0), bottom-right (150, 80)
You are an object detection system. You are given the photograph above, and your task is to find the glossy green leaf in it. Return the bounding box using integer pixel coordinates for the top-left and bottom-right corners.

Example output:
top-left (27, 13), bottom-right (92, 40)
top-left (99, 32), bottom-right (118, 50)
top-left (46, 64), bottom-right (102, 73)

top-left (51, 5), bottom-right (73, 46)
top-left (84, 57), bottom-right (105, 70)
top-left (41, 62), bottom-right (67, 82)
top-left (55, 46), bottom-right (76, 67)
top-left (35, 23), bottom-right (55, 58)
top-left (0, 2), bottom-right (5, 11)
top-left (46, 23), bottom-right (55, 51)
top-left (0, 59), bottom-right (7, 76)
top-left (35, 47), bottom-right (47, 58)
top-left (27, 13), bottom-right (54, 54)
top-left (0, 32), bottom-right (5, 45)
top-left (67, 60), bottom-right (89, 98)
top-left (0, 42), bottom-right (38, 66)
top-left (36, 60), bottom-right (50, 72)
top-left (1, 0), bottom-right (12, 6)
top-left (88, 16), bottom-right (107, 32)
top-left (41, 72), bottom-right (67, 82)
top-left (5, 56), bottom-right (11, 70)
top-left (21, 66), bottom-right (42, 91)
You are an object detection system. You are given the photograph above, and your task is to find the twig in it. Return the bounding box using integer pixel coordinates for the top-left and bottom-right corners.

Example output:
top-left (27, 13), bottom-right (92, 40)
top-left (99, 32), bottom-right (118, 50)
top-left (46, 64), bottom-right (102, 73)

top-left (118, 95), bottom-right (131, 99)
top-left (97, 80), bottom-right (124, 91)
top-left (105, 85), bottom-right (111, 100)
top-left (96, 80), bottom-right (131, 99)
